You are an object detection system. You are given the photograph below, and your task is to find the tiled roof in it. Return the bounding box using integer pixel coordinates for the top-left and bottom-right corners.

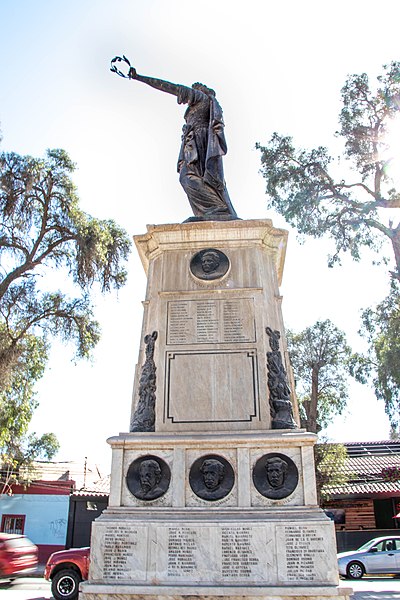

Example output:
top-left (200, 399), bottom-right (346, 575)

top-left (327, 481), bottom-right (400, 495)
top-left (345, 441), bottom-right (400, 456)
top-left (322, 440), bottom-right (400, 496)
top-left (73, 474), bottom-right (110, 496)
top-left (341, 454), bottom-right (400, 477)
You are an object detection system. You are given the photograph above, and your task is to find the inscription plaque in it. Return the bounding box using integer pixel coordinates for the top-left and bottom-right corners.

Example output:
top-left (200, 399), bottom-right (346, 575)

top-left (93, 522), bottom-right (334, 585)
top-left (277, 525), bottom-right (329, 583)
top-left (220, 526), bottom-right (264, 580)
top-left (101, 525), bottom-right (147, 580)
top-left (165, 350), bottom-right (259, 423)
top-left (167, 298), bottom-right (256, 345)
top-left (167, 526), bottom-right (200, 578)
top-left (158, 524), bottom-right (269, 583)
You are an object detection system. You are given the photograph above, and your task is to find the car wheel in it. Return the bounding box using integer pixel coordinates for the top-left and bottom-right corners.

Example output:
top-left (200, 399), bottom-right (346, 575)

top-left (346, 561), bottom-right (365, 579)
top-left (51, 569), bottom-right (81, 600)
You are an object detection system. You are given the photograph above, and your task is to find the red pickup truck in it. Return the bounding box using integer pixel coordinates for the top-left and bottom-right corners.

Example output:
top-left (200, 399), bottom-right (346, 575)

top-left (44, 547), bottom-right (90, 600)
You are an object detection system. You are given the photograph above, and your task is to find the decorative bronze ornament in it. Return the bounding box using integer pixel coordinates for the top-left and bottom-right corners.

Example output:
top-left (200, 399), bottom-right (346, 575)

top-left (126, 455), bottom-right (171, 501)
top-left (252, 452), bottom-right (298, 499)
top-left (265, 327), bottom-right (297, 429)
top-left (189, 454), bottom-right (234, 501)
top-left (110, 55), bottom-right (132, 78)
top-left (190, 248), bottom-right (229, 281)
top-left (130, 331), bottom-right (158, 432)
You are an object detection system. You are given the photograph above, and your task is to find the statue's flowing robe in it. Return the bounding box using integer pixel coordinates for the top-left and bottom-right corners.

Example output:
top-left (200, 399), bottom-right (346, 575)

top-left (177, 86), bottom-right (237, 219)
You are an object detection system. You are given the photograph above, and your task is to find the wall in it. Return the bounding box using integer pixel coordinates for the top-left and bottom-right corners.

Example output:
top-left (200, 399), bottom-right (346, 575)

top-left (66, 496), bottom-right (108, 548)
top-left (336, 529), bottom-right (400, 552)
top-left (324, 498), bottom-right (376, 530)
top-left (0, 493), bottom-right (69, 562)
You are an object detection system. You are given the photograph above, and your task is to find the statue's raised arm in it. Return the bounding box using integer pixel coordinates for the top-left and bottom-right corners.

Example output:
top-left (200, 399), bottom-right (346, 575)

top-left (110, 56), bottom-right (238, 222)
top-left (130, 66), bottom-right (183, 98)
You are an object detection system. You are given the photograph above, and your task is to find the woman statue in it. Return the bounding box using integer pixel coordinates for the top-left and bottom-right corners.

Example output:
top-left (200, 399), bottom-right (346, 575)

top-left (111, 57), bottom-right (238, 221)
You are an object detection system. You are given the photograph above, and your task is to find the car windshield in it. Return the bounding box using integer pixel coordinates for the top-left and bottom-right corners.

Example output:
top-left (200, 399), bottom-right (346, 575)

top-left (357, 539), bottom-right (378, 551)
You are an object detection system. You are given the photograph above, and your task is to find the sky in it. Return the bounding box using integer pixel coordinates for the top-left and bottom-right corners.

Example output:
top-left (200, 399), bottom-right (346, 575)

top-left (1, 0), bottom-right (399, 475)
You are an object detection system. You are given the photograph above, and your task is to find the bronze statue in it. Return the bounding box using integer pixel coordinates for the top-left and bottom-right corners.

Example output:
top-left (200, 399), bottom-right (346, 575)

top-left (111, 56), bottom-right (238, 222)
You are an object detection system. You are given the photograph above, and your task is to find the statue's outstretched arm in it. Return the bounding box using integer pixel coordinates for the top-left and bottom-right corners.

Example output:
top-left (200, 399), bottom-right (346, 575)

top-left (129, 67), bottom-right (188, 98)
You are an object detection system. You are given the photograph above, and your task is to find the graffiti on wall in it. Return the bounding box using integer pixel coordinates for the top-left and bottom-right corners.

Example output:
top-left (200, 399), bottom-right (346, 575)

top-left (49, 518), bottom-right (67, 539)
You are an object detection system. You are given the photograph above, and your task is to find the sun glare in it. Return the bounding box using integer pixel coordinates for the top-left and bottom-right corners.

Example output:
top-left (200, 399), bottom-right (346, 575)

top-left (383, 115), bottom-right (400, 188)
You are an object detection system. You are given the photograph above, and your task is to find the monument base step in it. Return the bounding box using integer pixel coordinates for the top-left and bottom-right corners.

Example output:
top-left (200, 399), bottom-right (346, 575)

top-left (80, 582), bottom-right (353, 600)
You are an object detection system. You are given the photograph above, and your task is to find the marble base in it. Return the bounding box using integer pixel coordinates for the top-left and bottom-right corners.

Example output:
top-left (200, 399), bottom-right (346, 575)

top-left (106, 430), bottom-right (318, 509)
top-left (84, 510), bottom-right (339, 587)
top-left (80, 431), bottom-right (345, 597)
top-left (80, 585), bottom-right (353, 600)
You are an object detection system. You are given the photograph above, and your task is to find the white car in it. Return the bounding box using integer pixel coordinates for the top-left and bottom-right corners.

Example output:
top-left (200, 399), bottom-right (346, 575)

top-left (337, 536), bottom-right (400, 579)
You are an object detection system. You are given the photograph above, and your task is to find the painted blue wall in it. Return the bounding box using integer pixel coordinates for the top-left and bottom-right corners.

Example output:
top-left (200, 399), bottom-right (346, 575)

top-left (0, 494), bottom-right (69, 545)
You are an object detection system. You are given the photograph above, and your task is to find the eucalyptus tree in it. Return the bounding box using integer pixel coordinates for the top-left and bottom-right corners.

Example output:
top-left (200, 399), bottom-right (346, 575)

top-left (287, 320), bottom-right (353, 433)
top-left (257, 61), bottom-right (400, 427)
top-left (0, 147), bottom-right (131, 472)
top-left (257, 61), bottom-right (400, 281)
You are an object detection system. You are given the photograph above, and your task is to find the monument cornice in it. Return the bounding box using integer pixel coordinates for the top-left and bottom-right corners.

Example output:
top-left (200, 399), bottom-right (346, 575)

top-left (107, 429), bottom-right (315, 450)
top-left (134, 219), bottom-right (288, 285)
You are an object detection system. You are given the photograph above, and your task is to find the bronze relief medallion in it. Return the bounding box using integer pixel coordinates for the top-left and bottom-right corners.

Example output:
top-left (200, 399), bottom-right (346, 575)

top-left (252, 453), bottom-right (298, 499)
top-left (190, 248), bottom-right (230, 281)
top-left (189, 454), bottom-right (235, 501)
top-left (126, 455), bottom-right (171, 501)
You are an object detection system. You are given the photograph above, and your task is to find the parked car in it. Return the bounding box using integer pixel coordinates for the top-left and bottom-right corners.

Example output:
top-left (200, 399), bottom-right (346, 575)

top-left (337, 535), bottom-right (400, 579)
top-left (0, 533), bottom-right (38, 579)
top-left (44, 546), bottom-right (90, 600)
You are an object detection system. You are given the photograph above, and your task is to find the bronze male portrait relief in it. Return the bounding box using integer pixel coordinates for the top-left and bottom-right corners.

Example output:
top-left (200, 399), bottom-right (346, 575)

top-left (190, 248), bottom-right (229, 281)
top-left (189, 454), bottom-right (234, 501)
top-left (126, 455), bottom-right (171, 501)
top-left (252, 453), bottom-right (298, 500)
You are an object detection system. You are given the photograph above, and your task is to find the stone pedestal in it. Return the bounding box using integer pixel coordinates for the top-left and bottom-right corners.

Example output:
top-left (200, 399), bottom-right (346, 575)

top-left (80, 220), bottom-right (351, 600)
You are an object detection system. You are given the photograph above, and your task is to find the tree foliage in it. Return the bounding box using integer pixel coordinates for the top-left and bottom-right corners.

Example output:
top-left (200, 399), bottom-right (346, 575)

top-left (0, 148), bottom-right (131, 367)
top-left (1, 433), bottom-right (60, 494)
top-left (314, 441), bottom-right (349, 504)
top-left (0, 327), bottom-right (59, 492)
top-left (257, 61), bottom-right (400, 281)
top-left (351, 281), bottom-right (400, 429)
top-left (0, 147), bottom-right (131, 476)
top-left (0, 329), bottom-right (47, 446)
top-left (287, 320), bottom-right (354, 433)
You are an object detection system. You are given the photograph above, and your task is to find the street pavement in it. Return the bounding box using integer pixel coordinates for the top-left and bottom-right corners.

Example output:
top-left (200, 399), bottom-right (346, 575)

top-left (0, 577), bottom-right (51, 599)
top-left (0, 576), bottom-right (400, 600)
top-left (346, 576), bottom-right (400, 599)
